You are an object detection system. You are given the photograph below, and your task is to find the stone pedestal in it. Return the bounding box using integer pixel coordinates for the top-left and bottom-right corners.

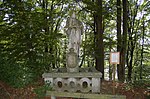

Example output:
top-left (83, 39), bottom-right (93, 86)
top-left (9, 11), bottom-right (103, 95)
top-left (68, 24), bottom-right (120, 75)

top-left (66, 48), bottom-right (79, 72)
top-left (42, 70), bottom-right (102, 93)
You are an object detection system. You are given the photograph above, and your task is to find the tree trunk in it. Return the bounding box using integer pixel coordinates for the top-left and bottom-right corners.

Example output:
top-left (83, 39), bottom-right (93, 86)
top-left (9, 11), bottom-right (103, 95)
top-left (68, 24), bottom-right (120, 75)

top-left (42, 0), bottom-right (49, 53)
top-left (116, 0), bottom-right (122, 81)
top-left (119, 0), bottom-right (128, 82)
top-left (95, 0), bottom-right (104, 79)
top-left (140, 16), bottom-right (145, 79)
top-left (127, 27), bottom-right (134, 81)
top-left (109, 63), bottom-right (112, 81)
top-left (109, 34), bottom-right (112, 81)
top-left (127, 2), bottom-right (139, 81)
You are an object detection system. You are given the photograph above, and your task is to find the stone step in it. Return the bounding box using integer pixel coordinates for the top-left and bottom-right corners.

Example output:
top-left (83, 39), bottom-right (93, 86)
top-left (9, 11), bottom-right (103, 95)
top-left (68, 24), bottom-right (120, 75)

top-left (46, 91), bottom-right (126, 99)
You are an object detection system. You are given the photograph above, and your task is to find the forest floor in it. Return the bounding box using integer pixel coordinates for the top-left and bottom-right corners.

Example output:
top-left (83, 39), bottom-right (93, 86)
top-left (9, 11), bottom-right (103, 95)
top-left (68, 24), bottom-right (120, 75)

top-left (0, 80), bottom-right (149, 99)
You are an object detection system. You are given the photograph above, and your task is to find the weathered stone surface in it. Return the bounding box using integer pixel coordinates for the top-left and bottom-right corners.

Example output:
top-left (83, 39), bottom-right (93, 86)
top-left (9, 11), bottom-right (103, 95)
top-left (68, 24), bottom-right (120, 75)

top-left (79, 77), bottom-right (91, 93)
top-left (42, 72), bottom-right (102, 78)
top-left (43, 72), bottom-right (102, 93)
top-left (65, 12), bottom-right (83, 55)
top-left (66, 48), bottom-right (79, 72)
top-left (92, 78), bottom-right (100, 93)
top-left (58, 68), bottom-right (67, 73)
top-left (46, 91), bottom-right (126, 99)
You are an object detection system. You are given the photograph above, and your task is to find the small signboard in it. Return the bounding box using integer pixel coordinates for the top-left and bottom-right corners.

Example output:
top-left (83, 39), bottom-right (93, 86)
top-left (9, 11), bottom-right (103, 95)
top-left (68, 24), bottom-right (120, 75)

top-left (110, 52), bottom-right (120, 94)
top-left (110, 52), bottom-right (120, 64)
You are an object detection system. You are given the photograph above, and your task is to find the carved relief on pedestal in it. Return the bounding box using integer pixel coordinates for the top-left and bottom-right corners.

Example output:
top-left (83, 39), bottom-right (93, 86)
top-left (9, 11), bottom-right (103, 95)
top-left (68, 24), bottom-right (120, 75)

top-left (66, 48), bottom-right (79, 72)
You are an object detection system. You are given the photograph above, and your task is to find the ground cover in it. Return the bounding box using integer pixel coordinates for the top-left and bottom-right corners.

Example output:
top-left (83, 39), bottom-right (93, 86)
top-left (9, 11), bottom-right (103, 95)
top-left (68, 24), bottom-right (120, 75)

top-left (0, 80), bottom-right (149, 99)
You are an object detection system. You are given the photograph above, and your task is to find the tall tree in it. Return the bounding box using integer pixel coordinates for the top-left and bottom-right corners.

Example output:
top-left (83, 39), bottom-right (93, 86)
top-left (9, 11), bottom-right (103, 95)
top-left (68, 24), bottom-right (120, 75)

top-left (126, 1), bottom-right (139, 81)
top-left (116, 0), bottom-right (122, 81)
top-left (95, 0), bottom-right (104, 79)
top-left (119, 0), bottom-right (128, 82)
top-left (140, 15), bottom-right (145, 79)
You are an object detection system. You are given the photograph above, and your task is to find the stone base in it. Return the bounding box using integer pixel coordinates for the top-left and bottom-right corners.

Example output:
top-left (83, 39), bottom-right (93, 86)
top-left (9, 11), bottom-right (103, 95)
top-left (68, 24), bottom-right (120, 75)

top-left (42, 72), bottom-right (102, 93)
top-left (67, 66), bottom-right (79, 72)
top-left (46, 91), bottom-right (126, 99)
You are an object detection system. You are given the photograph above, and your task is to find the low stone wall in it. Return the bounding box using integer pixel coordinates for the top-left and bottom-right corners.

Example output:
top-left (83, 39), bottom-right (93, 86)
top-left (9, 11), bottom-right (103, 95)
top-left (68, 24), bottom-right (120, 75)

top-left (46, 91), bottom-right (126, 99)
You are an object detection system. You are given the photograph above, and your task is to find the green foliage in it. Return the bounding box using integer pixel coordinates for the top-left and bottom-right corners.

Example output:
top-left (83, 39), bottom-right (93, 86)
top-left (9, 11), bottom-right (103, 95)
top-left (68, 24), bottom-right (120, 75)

top-left (0, 0), bottom-right (67, 88)
top-left (0, 59), bottom-right (34, 88)
top-left (34, 82), bottom-right (52, 99)
top-left (123, 79), bottom-right (150, 92)
top-left (131, 80), bottom-right (150, 89)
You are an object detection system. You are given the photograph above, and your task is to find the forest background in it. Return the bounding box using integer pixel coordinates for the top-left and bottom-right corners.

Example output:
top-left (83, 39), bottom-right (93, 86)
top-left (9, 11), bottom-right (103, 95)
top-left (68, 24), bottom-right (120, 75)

top-left (0, 0), bottom-right (149, 97)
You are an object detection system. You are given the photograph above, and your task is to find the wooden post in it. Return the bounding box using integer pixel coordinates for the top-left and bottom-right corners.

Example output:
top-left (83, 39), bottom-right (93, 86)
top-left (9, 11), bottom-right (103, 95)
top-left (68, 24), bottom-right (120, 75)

top-left (113, 64), bottom-right (116, 95)
top-left (110, 52), bottom-right (120, 95)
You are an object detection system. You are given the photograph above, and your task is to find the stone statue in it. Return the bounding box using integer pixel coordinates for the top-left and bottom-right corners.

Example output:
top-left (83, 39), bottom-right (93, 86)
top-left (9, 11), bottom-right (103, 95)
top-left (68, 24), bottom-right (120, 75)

top-left (65, 12), bottom-right (83, 55)
top-left (66, 48), bottom-right (78, 72)
top-left (42, 12), bottom-right (102, 96)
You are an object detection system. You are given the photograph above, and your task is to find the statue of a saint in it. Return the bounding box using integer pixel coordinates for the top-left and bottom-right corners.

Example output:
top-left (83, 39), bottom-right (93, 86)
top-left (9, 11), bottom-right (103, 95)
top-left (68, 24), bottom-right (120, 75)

top-left (65, 12), bottom-right (83, 56)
